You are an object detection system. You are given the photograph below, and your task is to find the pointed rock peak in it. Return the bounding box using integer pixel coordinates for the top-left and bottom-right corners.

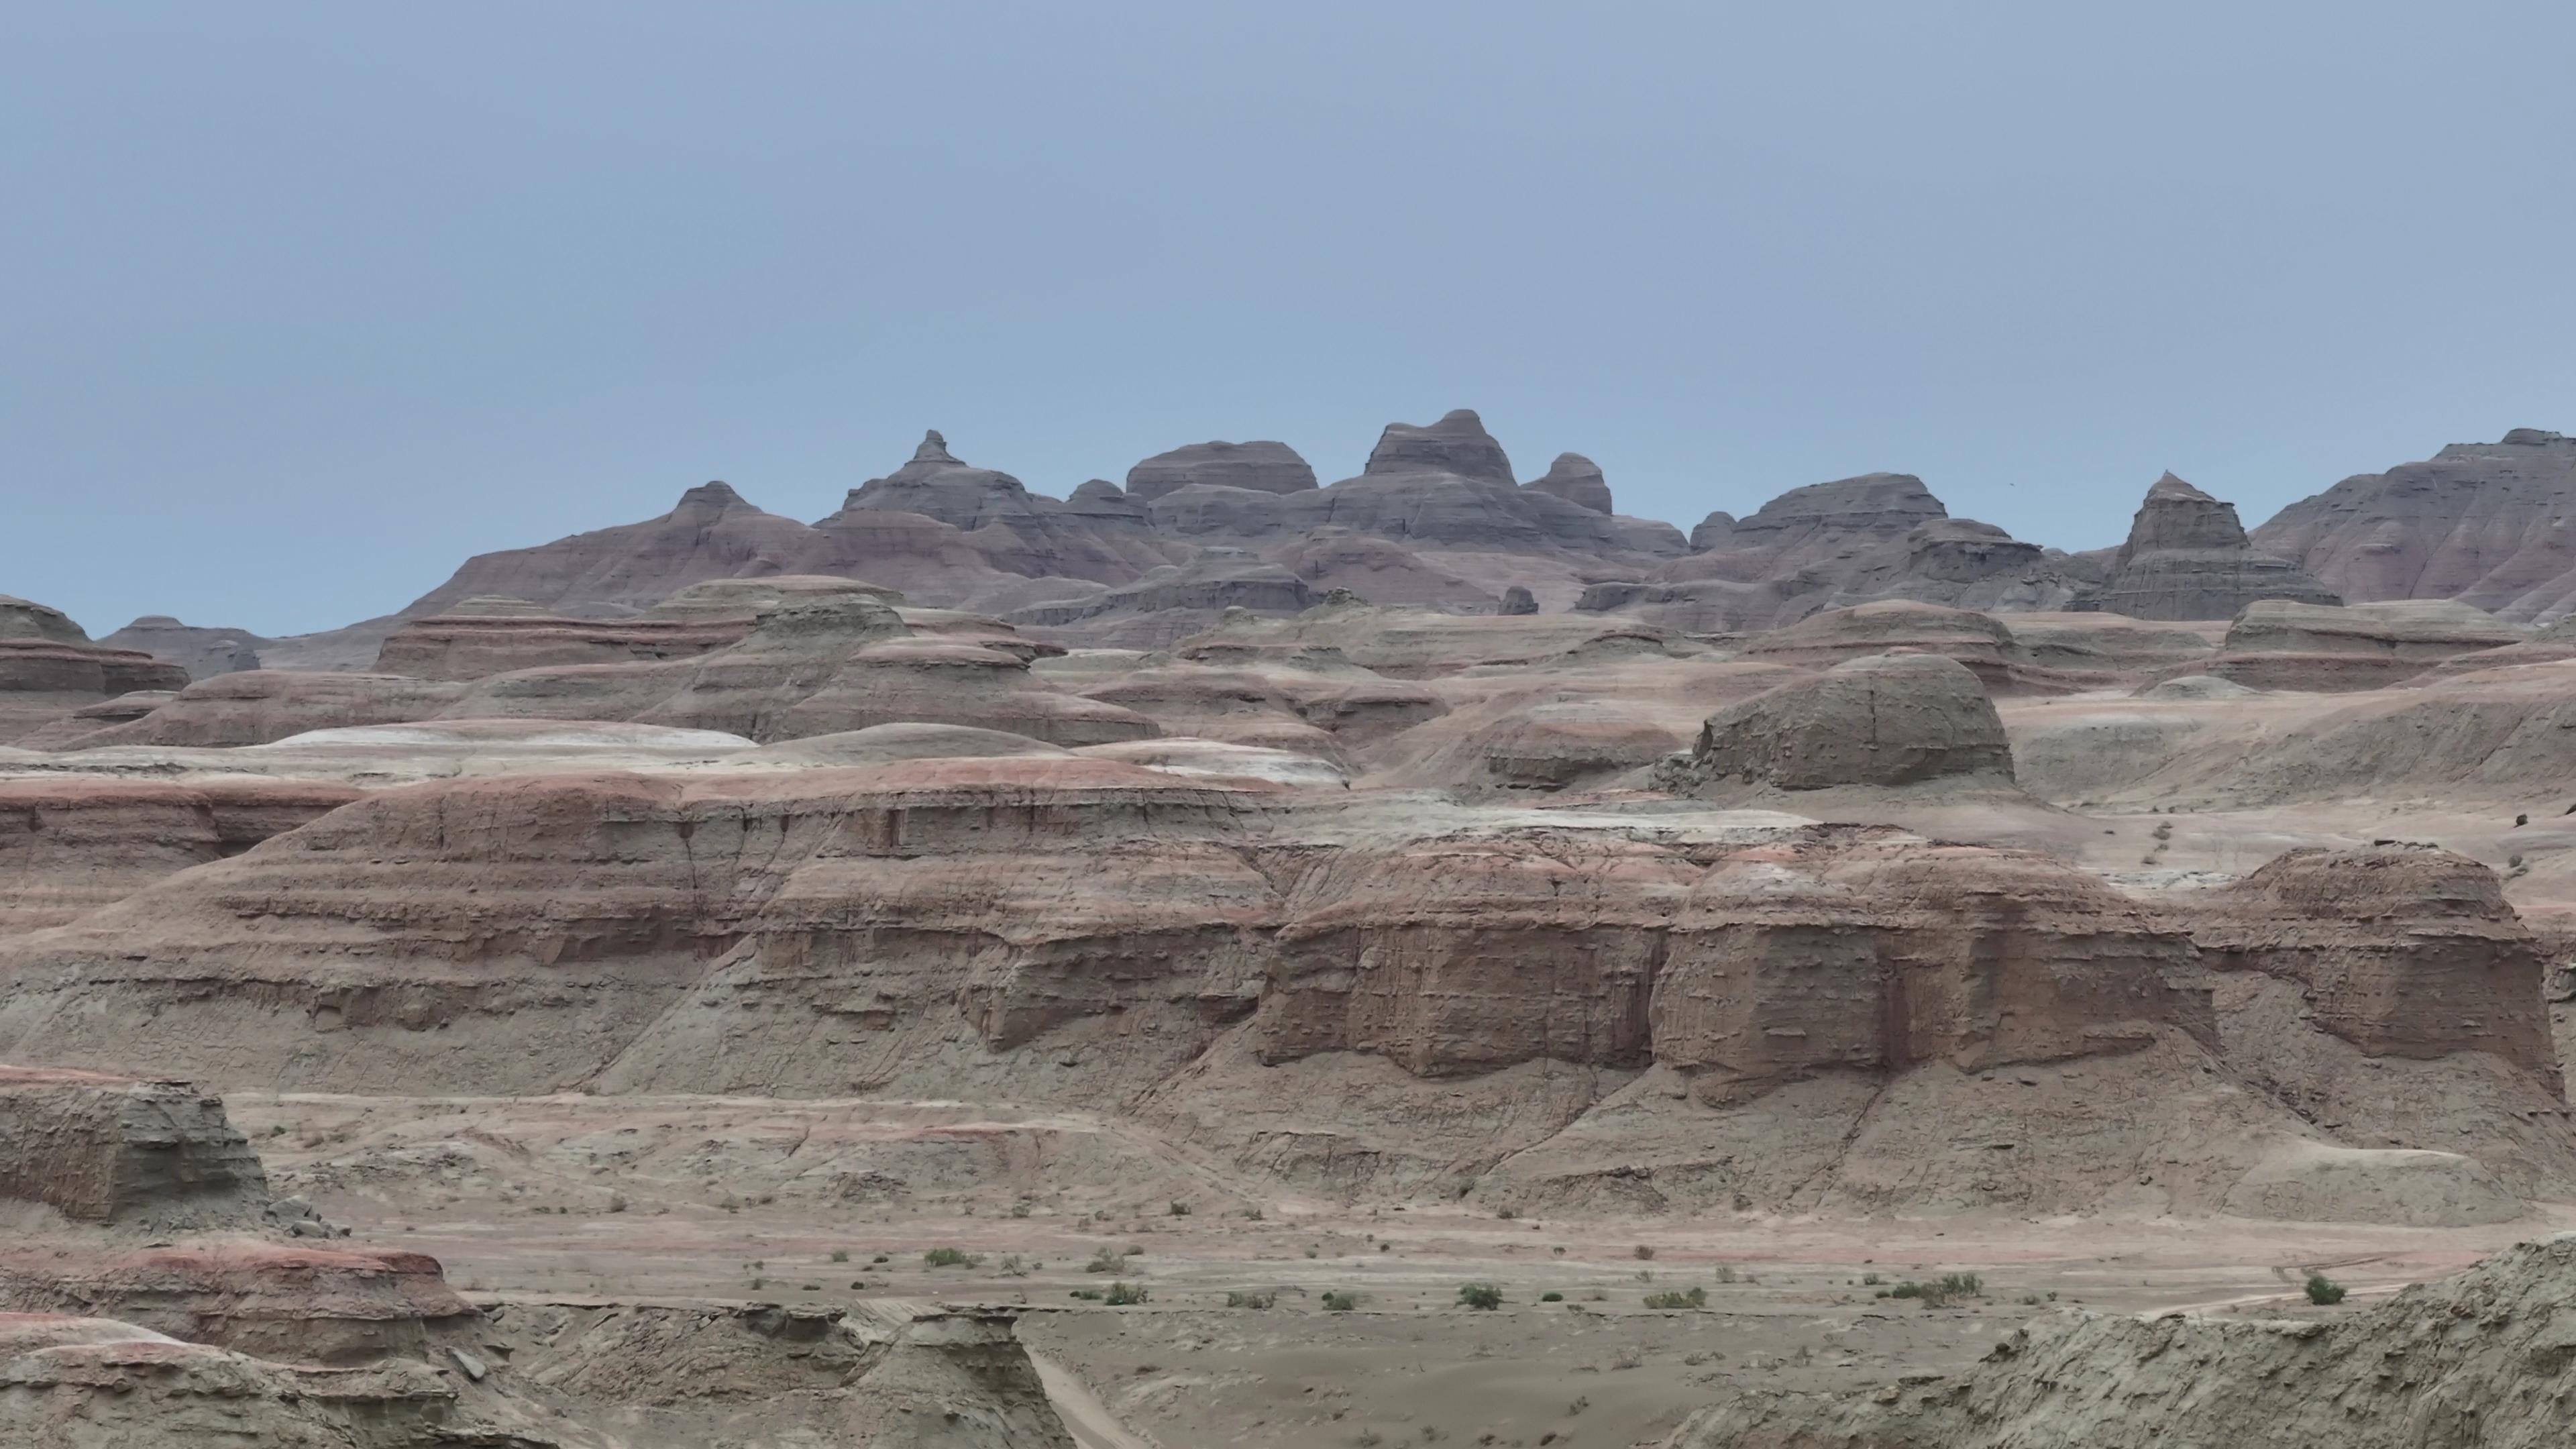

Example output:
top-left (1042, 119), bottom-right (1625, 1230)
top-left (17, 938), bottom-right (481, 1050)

top-left (2145, 471), bottom-right (2213, 502)
top-left (1364, 408), bottom-right (1514, 484)
top-left (912, 430), bottom-right (960, 465)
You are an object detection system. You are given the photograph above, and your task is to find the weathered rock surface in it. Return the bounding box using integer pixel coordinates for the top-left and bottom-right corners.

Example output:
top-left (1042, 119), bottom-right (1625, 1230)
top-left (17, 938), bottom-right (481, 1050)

top-left (1658, 654), bottom-right (2017, 794)
top-left (0, 1315), bottom-right (469, 1449)
top-left (1364, 408), bottom-right (1517, 484)
top-left (0, 596), bottom-right (191, 745)
top-left (2184, 845), bottom-right (2561, 1079)
top-left (2253, 427), bottom-right (2576, 622)
top-left (2193, 598), bottom-right (2525, 690)
top-left (50, 672), bottom-right (470, 751)
top-left (0, 1242), bottom-right (476, 1366)
top-left (0, 1066), bottom-right (268, 1230)
top-left (0, 777), bottom-right (362, 932)
top-left (372, 611), bottom-right (746, 680)
top-left (2093, 472), bottom-right (2340, 620)
top-left (1124, 439), bottom-right (1317, 502)
top-left (1670, 1235), bottom-right (2576, 1449)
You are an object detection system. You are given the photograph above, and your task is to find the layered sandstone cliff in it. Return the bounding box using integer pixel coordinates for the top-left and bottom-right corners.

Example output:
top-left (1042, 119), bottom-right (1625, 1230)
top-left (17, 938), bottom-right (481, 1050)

top-left (2092, 472), bottom-right (2339, 621)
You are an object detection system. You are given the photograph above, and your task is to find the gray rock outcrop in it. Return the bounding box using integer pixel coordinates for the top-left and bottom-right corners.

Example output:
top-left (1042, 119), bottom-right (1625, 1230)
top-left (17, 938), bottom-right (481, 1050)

top-left (2253, 427), bottom-right (2576, 622)
top-left (1523, 452), bottom-right (1613, 513)
top-left (1124, 440), bottom-right (1317, 502)
top-left (1657, 653), bottom-right (2016, 792)
top-left (2093, 472), bottom-right (2340, 620)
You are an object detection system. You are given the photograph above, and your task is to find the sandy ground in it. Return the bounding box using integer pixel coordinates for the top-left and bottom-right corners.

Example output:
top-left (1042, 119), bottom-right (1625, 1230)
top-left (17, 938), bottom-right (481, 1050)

top-left (228, 1091), bottom-right (2576, 1449)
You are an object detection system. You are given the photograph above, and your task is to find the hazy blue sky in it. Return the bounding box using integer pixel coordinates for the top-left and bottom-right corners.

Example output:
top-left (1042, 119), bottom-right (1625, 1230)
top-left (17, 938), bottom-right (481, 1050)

top-left (6, 2), bottom-right (2573, 635)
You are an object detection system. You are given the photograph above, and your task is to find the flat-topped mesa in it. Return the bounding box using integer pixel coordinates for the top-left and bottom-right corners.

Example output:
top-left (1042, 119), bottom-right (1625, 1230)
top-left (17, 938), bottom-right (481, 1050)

top-left (816, 430), bottom-right (1165, 588)
top-left (2190, 598), bottom-right (2526, 690)
top-left (51, 671), bottom-right (470, 750)
top-left (1363, 408), bottom-right (1515, 484)
top-left (2184, 844), bottom-right (2561, 1083)
top-left (1250, 826), bottom-right (2208, 1101)
top-left (0, 777), bottom-right (362, 932)
top-left (95, 616), bottom-right (265, 681)
top-left (2253, 427), bottom-right (2576, 619)
top-left (0, 595), bottom-right (193, 745)
top-left (1523, 452), bottom-right (1614, 513)
top-left (0, 1067), bottom-right (268, 1230)
top-left (1656, 653), bottom-right (2018, 794)
top-left (2094, 471), bottom-right (2341, 620)
top-left (1124, 440), bottom-right (1318, 502)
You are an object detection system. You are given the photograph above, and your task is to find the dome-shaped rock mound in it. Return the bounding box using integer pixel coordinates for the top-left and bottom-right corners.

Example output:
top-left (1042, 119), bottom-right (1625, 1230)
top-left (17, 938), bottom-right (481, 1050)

top-left (1123, 439), bottom-right (1317, 502)
top-left (1659, 653), bottom-right (2014, 792)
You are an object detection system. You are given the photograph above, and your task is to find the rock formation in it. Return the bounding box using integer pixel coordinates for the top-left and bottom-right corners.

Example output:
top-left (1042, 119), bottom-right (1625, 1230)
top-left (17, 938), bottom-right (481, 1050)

top-left (1123, 439), bottom-right (1317, 502)
top-left (1580, 478), bottom-right (2092, 632)
top-left (2192, 598), bottom-right (2525, 689)
top-left (97, 615), bottom-right (266, 680)
top-left (1670, 1235), bottom-right (2576, 1449)
top-left (1498, 584), bottom-right (1538, 614)
top-left (0, 777), bottom-right (361, 932)
top-left (1658, 654), bottom-right (2017, 793)
top-left (1523, 452), bottom-right (1613, 513)
top-left (1364, 408), bottom-right (1517, 484)
top-left (2092, 472), bottom-right (2341, 620)
top-left (50, 672), bottom-right (470, 750)
top-left (2253, 427), bottom-right (2576, 621)
top-left (0, 1066), bottom-right (268, 1230)
top-left (0, 596), bottom-right (191, 744)
top-left (370, 610), bottom-right (747, 680)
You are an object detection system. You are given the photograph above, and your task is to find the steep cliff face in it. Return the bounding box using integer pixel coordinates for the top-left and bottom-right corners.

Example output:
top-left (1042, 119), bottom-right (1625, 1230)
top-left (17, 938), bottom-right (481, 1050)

top-left (2187, 844), bottom-right (2557, 1077)
top-left (1658, 654), bottom-right (2018, 794)
top-left (0, 1067), bottom-right (268, 1230)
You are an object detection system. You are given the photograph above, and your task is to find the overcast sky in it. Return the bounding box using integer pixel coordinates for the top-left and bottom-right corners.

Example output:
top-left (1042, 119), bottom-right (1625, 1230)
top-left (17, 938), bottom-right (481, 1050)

top-left (6, 2), bottom-right (2573, 635)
